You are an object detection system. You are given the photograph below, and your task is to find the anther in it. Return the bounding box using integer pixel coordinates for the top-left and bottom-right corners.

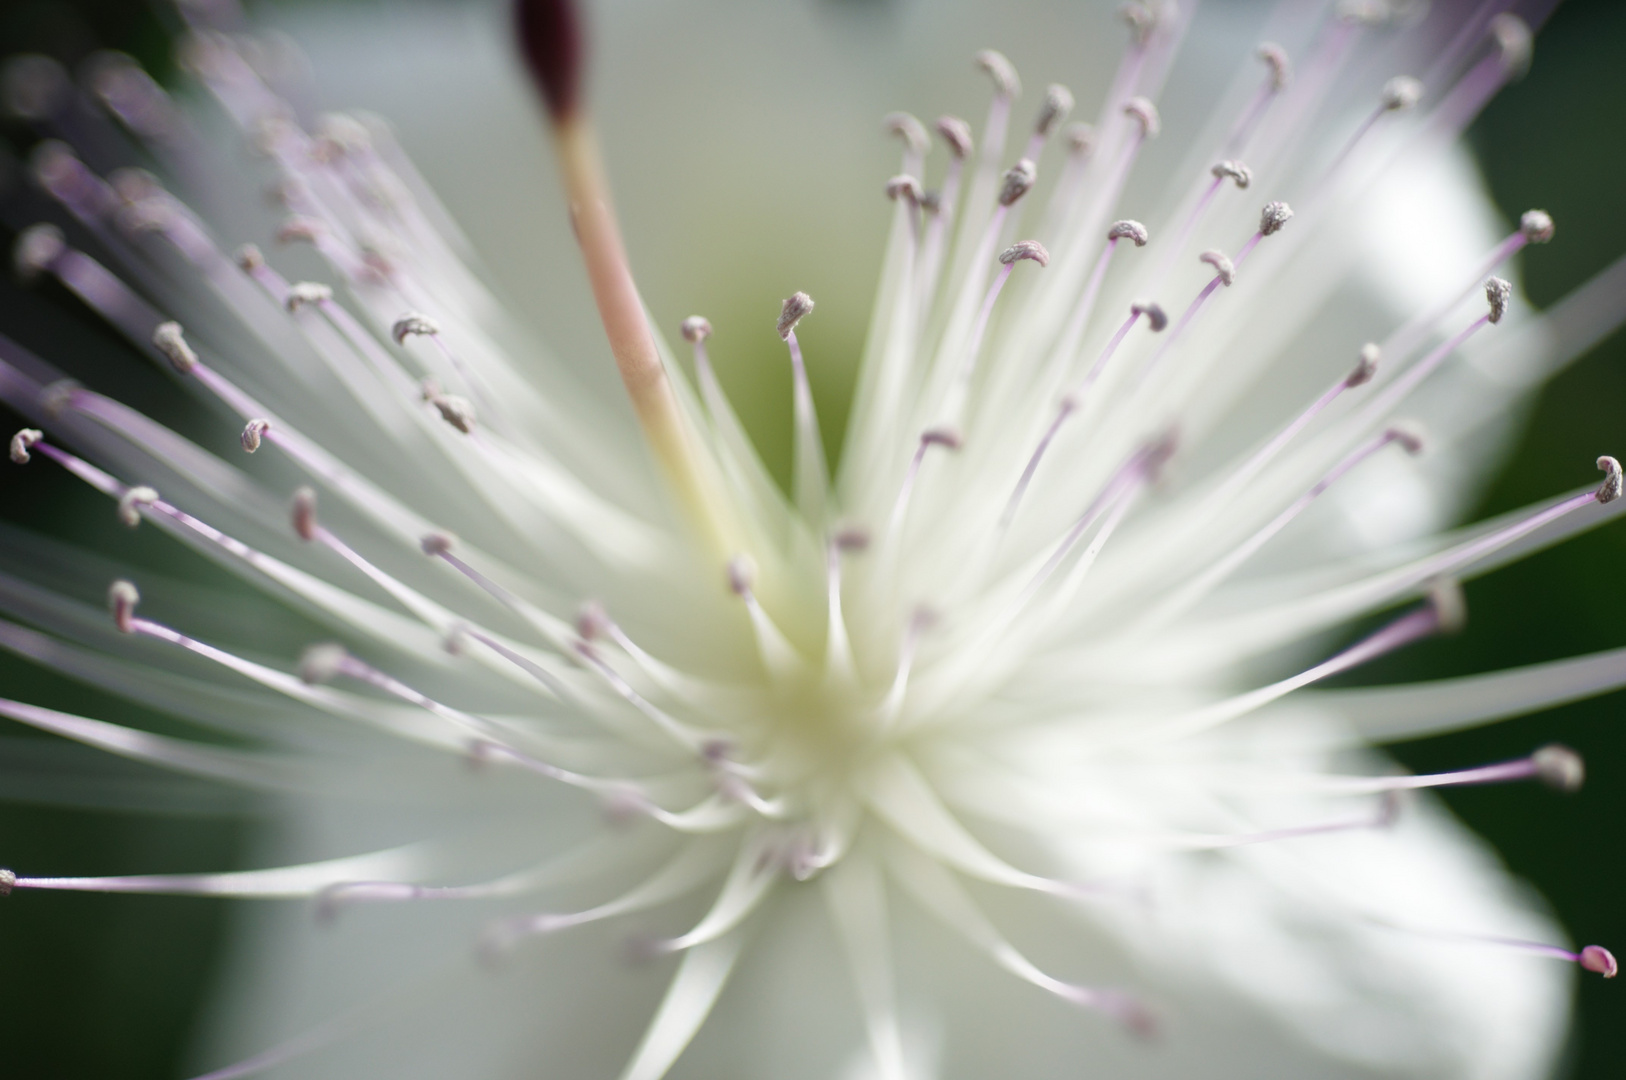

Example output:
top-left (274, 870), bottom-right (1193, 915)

top-left (1064, 122), bottom-right (1095, 156)
top-left (391, 312), bottom-right (440, 344)
top-left (291, 486), bottom-right (318, 541)
top-left (1427, 577), bottom-right (1466, 635)
top-left (1580, 945), bottom-right (1618, 979)
top-left (777, 292), bottom-right (814, 340)
top-left (1336, 0), bottom-right (1390, 26)
top-left (117, 486), bottom-right (158, 528)
top-left (1259, 201), bottom-right (1294, 236)
top-left (1531, 744), bottom-right (1585, 793)
top-left (108, 580), bottom-right (139, 633)
top-left (1257, 43), bottom-right (1291, 91)
top-left (1489, 13), bottom-right (1533, 78)
top-left (832, 526), bottom-right (871, 554)
top-left (1123, 97), bottom-right (1160, 138)
top-left (0, 868), bottom-right (13, 897)
top-left (1596, 456), bottom-right (1623, 504)
top-left (1130, 300), bottom-right (1168, 332)
top-left (1210, 160), bottom-right (1252, 189)
top-left (920, 427), bottom-right (964, 451)
top-left (935, 115), bottom-right (974, 159)
top-left (974, 49), bottom-right (1020, 98)
top-left (1108, 220), bottom-right (1150, 246)
top-left (13, 223), bottom-right (66, 283)
top-left (150, 321), bottom-right (198, 374)
top-left (575, 601), bottom-right (611, 641)
top-left (1199, 250), bottom-right (1235, 286)
top-left (276, 216), bottom-right (327, 247)
top-left (9, 429), bottom-right (42, 465)
top-left (1388, 422), bottom-right (1427, 456)
top-left (1035, 84), bottom-right (1074, 136)
top-left (429, 394), bottom-right (477, 434)
top-left (234, 243), bottom-right (265, 272)
top-left (726, 554), bottom-right (756, 597)
top-left (680, 316), bottom-right (712, 344)
top-left (920, 191), bottom-right (942, 215)
top-left (882, 113), bottom-right (929, 157)
top-left (420, 532), bottom-right (455, 556)
top-left (1485, 276), bottom-right (1512, 324)
top-left (1348, 343), bottom-right (1380, 387)
top-left (998, 159), bottom-right (1037, 207)
top-left (886, 175), bottom-right (923, 205)
top-left (1119, 2), bottom-right (1157, 45)
top-left (1520, 210), bottom-right (1555, 244)
top-left (1380, 76), bottom-right (1423, 112)
top-left (298, 642), bottom-right (350, 685)
top-left (240, 418), bottom-right (270, 453)
top-left (999, 240), bottom-right (1050, 268)
top-left (285, 282), bottom-right (334, 312)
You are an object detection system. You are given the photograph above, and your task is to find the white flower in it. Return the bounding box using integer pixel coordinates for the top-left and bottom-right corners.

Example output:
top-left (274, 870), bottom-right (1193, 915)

top-left (1, 1), bottom-right (1623, 1079)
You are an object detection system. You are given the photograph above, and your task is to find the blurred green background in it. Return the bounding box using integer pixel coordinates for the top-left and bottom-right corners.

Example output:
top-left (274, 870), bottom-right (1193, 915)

top-left (0, 0), bottom-right (1623, 1076)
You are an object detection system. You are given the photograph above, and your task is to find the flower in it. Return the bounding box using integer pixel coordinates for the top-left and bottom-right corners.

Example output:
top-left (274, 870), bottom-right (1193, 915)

top-left (1, 0), bottom-right (1624, 1078)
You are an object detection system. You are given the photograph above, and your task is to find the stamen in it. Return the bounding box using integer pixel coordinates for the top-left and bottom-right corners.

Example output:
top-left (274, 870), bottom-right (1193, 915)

top-left (1155, 584), bottom-right (1467, 740)
top-left (916, 116), bottom-right (975, 306)
top-left (825, 527), bottom-right (870, 682)
top-left (1201, 343), bottom-right (1382, 513)
top-left (1001, 300), bottom-right (1164, 534)
top-left (778, 292), bottom-right (828, 522)
top-left (1427, 14), bottom-right (1532, 137)
top-left (939, 240), bottom-right (1048, 426)
top-left (1369, 921), bottom-right (1615, 979)
top-left (1355, 281), bottom-right (1504, 425)
top-left (878, 607), bottom-right (936, 728)
top-left (1144, 426), bottom-right (1426, 629)
top-left (887, 427), bottom-right (963, 543)
top-left (886, 837), bottom-right (1155, 1035)
top-left (882, 112), bottom-right (929, 173)
top-left (1220, 43), bottom-right (1290, 158)
top-left (726, 555), bottom-right (803, 679)
top-left (1285, 744), bottom-right (1587, 796)
top-left (1022, 83), bottom-right (1074, 160)
top-left (1042, 220), bottom-right (1149, 394)
top-left (1136, 202), bottom-right (1291, 385)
